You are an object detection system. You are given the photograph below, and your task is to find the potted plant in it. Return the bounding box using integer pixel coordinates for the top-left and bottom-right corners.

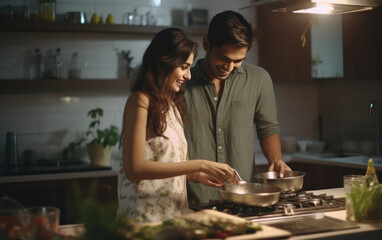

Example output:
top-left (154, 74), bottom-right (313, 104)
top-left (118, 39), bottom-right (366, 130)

top-left (62, 108), bottom-right (120, 166)
top-left (312, 54), bottom-right (323, 78)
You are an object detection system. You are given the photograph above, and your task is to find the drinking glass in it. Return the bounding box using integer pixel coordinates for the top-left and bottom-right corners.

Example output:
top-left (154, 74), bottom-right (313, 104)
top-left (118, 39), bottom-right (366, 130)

top-left (19, 207), bottom-right (60, 239)
top-left (343, 175), bottom-right (366, 221)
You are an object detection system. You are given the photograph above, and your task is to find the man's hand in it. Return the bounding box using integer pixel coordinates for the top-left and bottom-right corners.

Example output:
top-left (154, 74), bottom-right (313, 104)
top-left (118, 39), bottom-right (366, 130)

top-left (268, 160), bottom-right (292, 178)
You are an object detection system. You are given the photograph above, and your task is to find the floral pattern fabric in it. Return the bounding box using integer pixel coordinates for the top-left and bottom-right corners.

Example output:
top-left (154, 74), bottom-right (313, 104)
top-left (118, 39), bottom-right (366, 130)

top-left (117, 106), bottom-right (189, 223)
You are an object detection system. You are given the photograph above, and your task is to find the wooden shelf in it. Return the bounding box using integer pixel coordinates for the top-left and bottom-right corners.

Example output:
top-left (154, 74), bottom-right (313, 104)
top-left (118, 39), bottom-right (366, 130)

top-left (0, 22), bottom-right (208, 36)
top-left (0, 79), bottom-right (131, 91)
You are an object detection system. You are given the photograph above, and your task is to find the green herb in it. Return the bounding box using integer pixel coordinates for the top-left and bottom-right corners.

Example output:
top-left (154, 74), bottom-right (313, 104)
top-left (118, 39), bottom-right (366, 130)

top-left (62, 108), bottom-right (120, 160)
top-left (73, 181), bottom-right (134, 240)
top-left (349, 158), bottom-right (382, 222)
top-left (366, 158), bottom-right (379, 187)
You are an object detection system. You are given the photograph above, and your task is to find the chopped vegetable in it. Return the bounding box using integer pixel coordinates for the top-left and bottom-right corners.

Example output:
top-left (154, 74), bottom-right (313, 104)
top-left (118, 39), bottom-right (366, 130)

top-left (131, 211), bottom-right (262, 240)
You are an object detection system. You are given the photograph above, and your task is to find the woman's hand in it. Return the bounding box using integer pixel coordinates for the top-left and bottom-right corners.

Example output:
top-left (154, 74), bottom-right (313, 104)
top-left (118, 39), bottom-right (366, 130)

top-left (193, 161), bottom-right (237, 187)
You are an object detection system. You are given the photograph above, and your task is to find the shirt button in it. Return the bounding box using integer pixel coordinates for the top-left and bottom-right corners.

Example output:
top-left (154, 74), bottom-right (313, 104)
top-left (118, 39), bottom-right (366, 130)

top-left (217, 128), bottom-right (222, 132)
top-left (218, 145), bottom-right (223, 150)
top-left (213, 97), bottom-right (218, 101)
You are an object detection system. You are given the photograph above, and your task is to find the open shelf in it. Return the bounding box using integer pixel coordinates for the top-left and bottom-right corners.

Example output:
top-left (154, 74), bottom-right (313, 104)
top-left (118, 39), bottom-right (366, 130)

top-left (0, 22), bottom-right (208, 36)
top-left (0, 79), bottom-right (131, 91)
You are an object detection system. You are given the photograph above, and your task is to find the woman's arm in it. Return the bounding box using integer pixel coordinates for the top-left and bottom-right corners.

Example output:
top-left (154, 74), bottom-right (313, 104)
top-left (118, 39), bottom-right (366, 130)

top-left (122, 92), bottom-right (236, 186)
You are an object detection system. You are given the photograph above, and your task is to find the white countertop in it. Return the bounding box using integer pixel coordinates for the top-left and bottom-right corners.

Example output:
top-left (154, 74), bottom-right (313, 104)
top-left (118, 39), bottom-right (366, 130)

top-left (286, 188), bottom-right (382, 239)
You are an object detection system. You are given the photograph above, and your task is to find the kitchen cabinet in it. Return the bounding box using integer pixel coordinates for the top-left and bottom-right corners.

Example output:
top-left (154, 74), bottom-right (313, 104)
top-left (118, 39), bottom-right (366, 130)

top-left (257, 6), bottom-right (312, 83)
top-left (0, 175), bottom-right (117, 224)
top-left (0, 22), bottom-right (207, 90)
top-left (343, 6), bottom-right (382, 79)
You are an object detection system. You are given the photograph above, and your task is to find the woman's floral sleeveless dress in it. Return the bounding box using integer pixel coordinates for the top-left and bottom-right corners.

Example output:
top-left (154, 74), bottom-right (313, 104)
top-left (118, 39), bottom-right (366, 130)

top-left (117, 106), bottom-right (189, 223)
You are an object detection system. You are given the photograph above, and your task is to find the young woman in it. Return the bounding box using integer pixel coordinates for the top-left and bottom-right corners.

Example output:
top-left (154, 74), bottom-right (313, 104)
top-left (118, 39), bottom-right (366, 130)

top-left (117, 28), bottom-right (237, 223)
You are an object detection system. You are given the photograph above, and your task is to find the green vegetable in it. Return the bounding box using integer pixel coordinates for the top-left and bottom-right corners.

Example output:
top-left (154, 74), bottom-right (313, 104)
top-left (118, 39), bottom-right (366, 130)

top-left (348, 158), bottom-right (382, 222)
top-left (366, 158), bottom-right (379, 187)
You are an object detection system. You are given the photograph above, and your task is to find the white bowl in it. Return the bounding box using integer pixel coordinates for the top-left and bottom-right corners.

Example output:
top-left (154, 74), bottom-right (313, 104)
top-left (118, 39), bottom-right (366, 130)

top-left (307, 141), bottom-right (325, 152)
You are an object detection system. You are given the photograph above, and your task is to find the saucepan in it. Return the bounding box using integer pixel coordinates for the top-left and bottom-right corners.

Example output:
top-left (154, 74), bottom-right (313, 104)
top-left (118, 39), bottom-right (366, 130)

top-left (218, 170), bottom-right (282, 207)
top-left (255, 171), bottom-right (306, 192)
top-left (65, 11), bottom-right (87, 24)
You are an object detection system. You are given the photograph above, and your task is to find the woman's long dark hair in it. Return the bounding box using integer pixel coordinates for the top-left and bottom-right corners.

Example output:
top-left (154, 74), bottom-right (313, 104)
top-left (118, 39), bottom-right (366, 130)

top-left (131, 28), bottom-right (198, 139)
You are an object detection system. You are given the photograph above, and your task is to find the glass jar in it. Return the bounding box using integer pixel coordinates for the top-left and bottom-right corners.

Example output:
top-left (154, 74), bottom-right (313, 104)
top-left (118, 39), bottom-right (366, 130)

top-left (40, 0), bottom-right (56, 22)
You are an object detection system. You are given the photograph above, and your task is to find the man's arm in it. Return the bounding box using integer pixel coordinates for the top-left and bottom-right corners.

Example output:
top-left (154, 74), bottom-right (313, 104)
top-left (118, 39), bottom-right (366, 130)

top-left (260, 133), bottom-right (292, 177)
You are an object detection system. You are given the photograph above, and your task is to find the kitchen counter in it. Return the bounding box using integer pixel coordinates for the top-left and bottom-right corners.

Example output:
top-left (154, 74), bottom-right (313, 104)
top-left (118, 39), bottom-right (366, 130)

top-left (292, 152), bottom-right (382, 171)
top-left (0, 166), bottom-right (117, 183)
top-left (58, 187), bottom-right (381, 239)
top-left (285, 188), bottom-right (382, 239)
top-left (255, 151), bottom-right (382, 171)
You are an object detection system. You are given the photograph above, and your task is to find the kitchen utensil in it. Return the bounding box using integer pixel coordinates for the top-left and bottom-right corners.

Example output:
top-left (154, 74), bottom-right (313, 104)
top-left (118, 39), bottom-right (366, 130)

top-left (255, 171), bottom-right (305, 192)
top-left (5, 132), bottom-right (19, 166)
top-left (234, 169), bottom-right (246, 184)
top-left (65, 11), bottom-right (87, 24)
top-left (219, 182), bottom-right (281, 207)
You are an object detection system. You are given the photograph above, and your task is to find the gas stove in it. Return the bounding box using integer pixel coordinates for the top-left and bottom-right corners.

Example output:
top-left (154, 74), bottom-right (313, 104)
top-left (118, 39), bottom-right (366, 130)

top-left (190, 191), bottom-right (359, 235)
top-left (190, 191), bottom-right (346, 220)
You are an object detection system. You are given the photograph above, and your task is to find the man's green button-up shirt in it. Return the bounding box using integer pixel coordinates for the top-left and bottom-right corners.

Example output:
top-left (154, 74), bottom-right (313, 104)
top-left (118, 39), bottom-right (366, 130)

top-left (184, 59), bottom-right (280, 203)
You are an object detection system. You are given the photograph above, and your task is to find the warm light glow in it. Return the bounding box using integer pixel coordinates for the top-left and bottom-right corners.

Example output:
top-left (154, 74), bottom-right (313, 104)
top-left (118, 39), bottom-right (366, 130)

top-left (60, 96), bottom-right (80, 103)
top-left (293, 3), bottom-right (334, 14)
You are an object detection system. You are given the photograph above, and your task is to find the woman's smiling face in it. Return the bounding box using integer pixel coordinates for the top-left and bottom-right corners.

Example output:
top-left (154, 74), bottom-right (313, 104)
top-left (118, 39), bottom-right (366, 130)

top-left (166, 52), bottom-right (194, 92)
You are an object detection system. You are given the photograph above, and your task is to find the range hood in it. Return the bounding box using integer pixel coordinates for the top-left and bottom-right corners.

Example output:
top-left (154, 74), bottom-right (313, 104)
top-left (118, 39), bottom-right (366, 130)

top-left (240, 0), bottom-right (382, 14)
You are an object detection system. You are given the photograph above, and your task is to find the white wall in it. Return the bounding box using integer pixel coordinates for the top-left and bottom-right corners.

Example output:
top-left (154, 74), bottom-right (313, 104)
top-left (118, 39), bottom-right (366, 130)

top-left (0, 0), bottom-right (323, 169)
top-left (0, 0), bottom-right (262, 169)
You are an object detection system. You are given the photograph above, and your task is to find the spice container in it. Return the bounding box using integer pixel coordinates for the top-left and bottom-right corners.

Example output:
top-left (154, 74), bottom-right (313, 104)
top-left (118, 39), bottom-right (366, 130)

top-left (69, 52), bottom-right (82, 79)
top-left (39, 0), bottom-right (56, 22)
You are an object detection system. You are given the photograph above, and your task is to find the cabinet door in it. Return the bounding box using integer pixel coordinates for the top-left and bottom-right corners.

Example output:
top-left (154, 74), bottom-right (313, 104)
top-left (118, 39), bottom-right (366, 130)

top-left (257, 6), bottom-right (312, 83)
top-left (343, 6), bottom-right (382, 79)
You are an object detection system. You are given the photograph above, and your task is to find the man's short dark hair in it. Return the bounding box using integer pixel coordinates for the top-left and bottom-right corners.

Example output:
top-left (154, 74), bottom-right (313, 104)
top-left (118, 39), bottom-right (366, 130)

top-left (207, 11), bottom-right (253, 50)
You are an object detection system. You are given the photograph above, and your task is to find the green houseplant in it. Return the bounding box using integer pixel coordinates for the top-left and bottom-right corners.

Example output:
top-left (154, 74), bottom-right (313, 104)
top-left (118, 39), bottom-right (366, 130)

top-left (62, 108), bottom-right (120, 166)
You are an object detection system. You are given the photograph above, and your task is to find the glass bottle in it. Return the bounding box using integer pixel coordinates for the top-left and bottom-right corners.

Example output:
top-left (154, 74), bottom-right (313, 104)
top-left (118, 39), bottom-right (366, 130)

top-left (52, 48), bottom-right (63, 79)
top-left (69, 52), bottom-right (82, 79)
top-left (40, 0), bottom-right (56, 22)
top-left (32, 48), bottom-right (43, 79)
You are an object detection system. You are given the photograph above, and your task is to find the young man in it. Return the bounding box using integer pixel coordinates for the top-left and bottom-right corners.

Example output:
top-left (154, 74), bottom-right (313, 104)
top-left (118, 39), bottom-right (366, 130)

top-left (184, 11), bottom-right (292, 204)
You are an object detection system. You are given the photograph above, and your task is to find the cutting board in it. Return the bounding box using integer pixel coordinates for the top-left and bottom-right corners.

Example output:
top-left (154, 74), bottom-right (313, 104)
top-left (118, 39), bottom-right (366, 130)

top-left (188, 210), bottom-right (292, 240)
top-left (59, 210), bottom-right (292, 240)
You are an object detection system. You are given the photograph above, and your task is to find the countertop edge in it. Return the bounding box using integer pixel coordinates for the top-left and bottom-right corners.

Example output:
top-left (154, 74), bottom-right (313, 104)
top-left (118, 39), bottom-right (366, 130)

top-left (0, 169), bottom-right (118, 183)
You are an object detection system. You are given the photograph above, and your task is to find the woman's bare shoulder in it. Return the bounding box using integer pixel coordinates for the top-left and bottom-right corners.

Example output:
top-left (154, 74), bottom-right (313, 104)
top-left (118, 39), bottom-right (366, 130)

top-left (126, 91), bottom-right (149, 109)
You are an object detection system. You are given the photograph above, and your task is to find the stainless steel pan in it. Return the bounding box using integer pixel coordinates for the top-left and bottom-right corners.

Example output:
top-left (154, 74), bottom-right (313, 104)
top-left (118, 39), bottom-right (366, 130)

top-left (218, 182), bottom-right (282, 207)
top-left (255, 171), bottom-right (305, 192)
